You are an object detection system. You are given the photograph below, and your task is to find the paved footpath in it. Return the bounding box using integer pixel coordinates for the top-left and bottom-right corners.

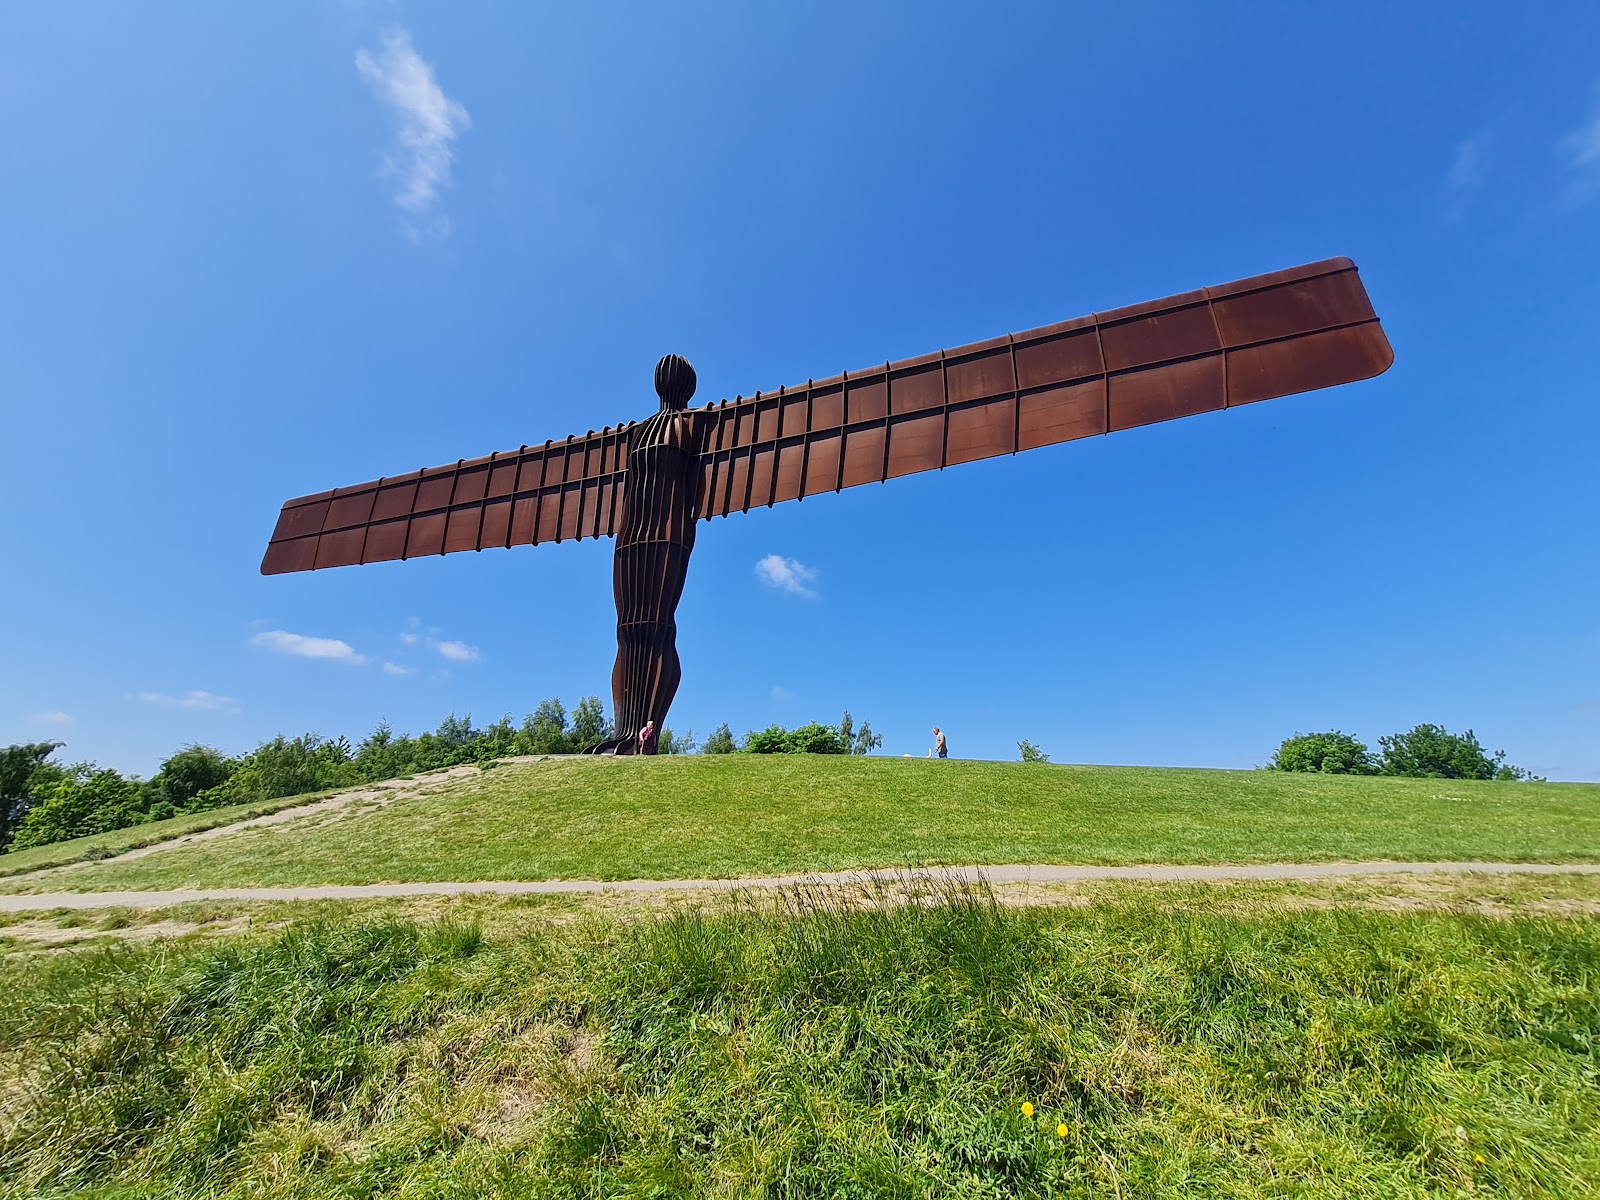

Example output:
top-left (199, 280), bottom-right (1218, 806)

top-left (3, 861), bottom-right (1599, 911)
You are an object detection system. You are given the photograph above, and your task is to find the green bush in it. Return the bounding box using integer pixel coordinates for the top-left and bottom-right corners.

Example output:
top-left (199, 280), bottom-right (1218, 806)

top-left (742, 723), bottom-right (847, 754)
top-left (10, 767), bottom-right (148, 850)
top-left (1379, 724), bottom-right (1536, 781)
top-left (744, 725), bottom-right (791, 754)
top-left (786, 722), bottom-right (846, 754)
top-left (1018, 740), bottom-right (1050, 763)
top-left (154, 745), bottom-right (237, 809)
top-left (1267, 731), bottom-right (1376, 775)
top-left (0, 741), bottom-right (64, 849)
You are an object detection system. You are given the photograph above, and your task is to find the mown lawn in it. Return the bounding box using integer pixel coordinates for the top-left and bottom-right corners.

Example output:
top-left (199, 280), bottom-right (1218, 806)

top-left (0, 792), bottom-right (338, 880)
top-left (4, 755), bottom-right (1598, 893)
top-left (2, 881), bottom-right (1597, 1198)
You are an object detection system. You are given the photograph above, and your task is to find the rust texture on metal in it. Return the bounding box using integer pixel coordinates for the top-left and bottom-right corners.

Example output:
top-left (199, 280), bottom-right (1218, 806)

top-left (260, 257), bottom-right (1392, 751)
top-left (586, 355), bottom-right (705, 755)
top-left (262, 257), bottom-right (1389, 576)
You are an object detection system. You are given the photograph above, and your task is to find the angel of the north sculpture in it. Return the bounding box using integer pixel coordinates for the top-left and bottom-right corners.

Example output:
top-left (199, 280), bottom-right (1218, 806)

top-left (263, 257), bottom-right (1392, 754)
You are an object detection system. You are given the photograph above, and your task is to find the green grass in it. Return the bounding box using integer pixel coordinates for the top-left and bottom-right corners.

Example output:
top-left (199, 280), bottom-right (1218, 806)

top-left (5, 757), bottom-right (1597, 894)
top-left (0, 791), bottom-right (343, 880)
top-left (2, 880), bottom-right (1597, 1198)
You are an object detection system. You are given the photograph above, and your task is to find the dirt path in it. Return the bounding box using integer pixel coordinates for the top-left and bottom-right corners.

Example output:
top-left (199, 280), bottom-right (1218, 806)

top-left (4, 861), bottom-right (1598, 911)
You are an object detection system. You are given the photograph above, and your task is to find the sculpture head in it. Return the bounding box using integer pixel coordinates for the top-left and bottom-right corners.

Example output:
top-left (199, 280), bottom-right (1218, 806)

top-left (654, 354), bottom-right (697, 411)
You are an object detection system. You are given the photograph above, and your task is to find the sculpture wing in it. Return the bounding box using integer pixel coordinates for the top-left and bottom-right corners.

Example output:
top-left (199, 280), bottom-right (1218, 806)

top-left (693, 257), bottom-right (1392, 519)
top-left (261, 426), bottom-right (636, 574)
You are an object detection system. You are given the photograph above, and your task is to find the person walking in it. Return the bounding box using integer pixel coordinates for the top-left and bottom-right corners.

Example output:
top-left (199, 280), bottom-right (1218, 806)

top-left (933, 727), bottom-right (947, 759)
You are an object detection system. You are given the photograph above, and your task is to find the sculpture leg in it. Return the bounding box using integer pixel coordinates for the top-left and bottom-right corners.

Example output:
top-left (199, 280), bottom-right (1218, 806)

top-left (603, 538), bottom-right (691, 755)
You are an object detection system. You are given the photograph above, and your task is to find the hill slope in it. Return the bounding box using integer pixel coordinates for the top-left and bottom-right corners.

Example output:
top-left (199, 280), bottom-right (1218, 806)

top-left (4, 756), bottom-right (1597, 894)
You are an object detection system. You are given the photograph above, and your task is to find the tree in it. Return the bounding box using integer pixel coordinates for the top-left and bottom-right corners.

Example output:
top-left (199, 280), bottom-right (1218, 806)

top-left (435, 713), bottom-right (478, 747)
top-left (658, 727), bottom-right (695, 754)
top-left (195, 733), bottom-right (355, 809)
top-left (153, 744), bottom-right (237, 809)
top-left (521, 700), bottom-right (571, 755)
top-left (569, 696), bottom-right (612, 752)
top-left (701, 723), bottom-right (738, 754)
top-left (1018, 740), bottom-right (1050, 763)
top-left (355, 720), bottom-right (405, 781)
top-left (476, 715), bottom-right (519, 761)
top-left (1267, 731), bottom-right (1375, 775)
top-left (1377, 724), bottom-right (1534, 781)
top-left (11, 765), bottom-right (145, 850)
top-left (0, 742), bottom-right (63, 849)
top-left (838, 711), bottom-right (883, 756)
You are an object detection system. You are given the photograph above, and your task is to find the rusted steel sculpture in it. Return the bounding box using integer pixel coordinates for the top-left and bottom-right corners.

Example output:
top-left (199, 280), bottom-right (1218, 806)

top-left (263, 257), bottom-right (1393, 752)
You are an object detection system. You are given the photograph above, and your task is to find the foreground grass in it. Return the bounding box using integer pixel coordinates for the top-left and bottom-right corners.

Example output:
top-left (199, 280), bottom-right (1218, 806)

top-left (7, 757), bottom-right (1598, 894)
top-left (2, 881), bottom-right (1597, 1198)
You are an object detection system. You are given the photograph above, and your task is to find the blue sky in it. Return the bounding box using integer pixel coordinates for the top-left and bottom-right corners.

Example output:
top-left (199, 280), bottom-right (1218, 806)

top-left (3, 2), bottom-right (1597, 779)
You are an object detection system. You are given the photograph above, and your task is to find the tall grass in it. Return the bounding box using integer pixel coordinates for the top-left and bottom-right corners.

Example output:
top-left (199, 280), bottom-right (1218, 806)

top-left (2, 881), bottom-right (1597, 1196)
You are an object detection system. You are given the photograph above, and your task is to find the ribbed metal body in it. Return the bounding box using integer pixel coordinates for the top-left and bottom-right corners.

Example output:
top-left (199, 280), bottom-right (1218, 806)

top-left (603, 400), bottom-right (705, 753)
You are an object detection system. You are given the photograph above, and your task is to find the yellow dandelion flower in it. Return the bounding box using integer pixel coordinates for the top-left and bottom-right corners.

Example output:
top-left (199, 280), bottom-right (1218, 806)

top-left (1475, 1154), bottom-right (1486, 1164)
top-left (1020, 1102), bottom-right (1034, 1118)
top-left (1057, 1123), bottom-right (1069, 1138)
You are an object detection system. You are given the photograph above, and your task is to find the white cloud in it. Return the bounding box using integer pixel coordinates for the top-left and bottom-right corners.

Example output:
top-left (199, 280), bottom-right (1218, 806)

top-left (1446, 127), bottom-right (1495, 193)
top-left (436, 639), bottom-right (481, 663)
top-left (1565, 110), bottom-right (1600, 170)
top-left (251, 630), bottom-right (366, 665)
top-left (356, 27), bottom-right (470, 238)
top-left (382, 661), bottom-right (415, 676)
top-left (755, 554), bottom-right (819, 598)
top-left (399, 632), bottom-right (420, 646)
top-left (35, 711), bottom-right (73, 726)
top-left (139, 690), bottom-right (241, 715)
top-left (771, 686), bottom-right (793, 702)
top-left (1561, 94), bottom-right (1600, 203)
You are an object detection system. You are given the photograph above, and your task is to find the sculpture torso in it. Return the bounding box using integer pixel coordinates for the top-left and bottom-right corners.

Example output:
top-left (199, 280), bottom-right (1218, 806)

top-left (618, 408), bottom-right (704, 549)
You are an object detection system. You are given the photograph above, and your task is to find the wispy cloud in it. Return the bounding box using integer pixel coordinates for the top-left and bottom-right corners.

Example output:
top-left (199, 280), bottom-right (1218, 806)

top-left (771, 686), bottom-right (793, 703)
top-left (139, 690), bottom-right (240, 714)
top-left (382, 661), bottom-right (415, 676)
top-left (755, 554), bottom-right (819, 598)
top-left (251, 630), bottom-right (366, 665)
top-left (1561, 91), bottom-right (1600, 202)
top-left (1571, 698), bottom-right (1600, 717)
top-left (1440, 115), bottom-right (1511, 218)
top-left (435, 639), bottom-right (480, 663)
top-left (34, 711), bottom-right (73, 726)
top-left (356, 27), bottom-right (470, 239)
top-left (1446, 128), bottom-right (1496, 193)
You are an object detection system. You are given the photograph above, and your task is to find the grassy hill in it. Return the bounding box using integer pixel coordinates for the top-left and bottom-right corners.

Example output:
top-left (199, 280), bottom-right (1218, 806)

top-left (4, 755), bottom-right (1597, 894)
top-left (3, 757), bottom-right (1599, 1197)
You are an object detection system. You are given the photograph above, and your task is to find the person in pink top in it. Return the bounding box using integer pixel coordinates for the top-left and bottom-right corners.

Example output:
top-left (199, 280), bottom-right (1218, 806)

top-left (636, 720), bottom-right (657, 756)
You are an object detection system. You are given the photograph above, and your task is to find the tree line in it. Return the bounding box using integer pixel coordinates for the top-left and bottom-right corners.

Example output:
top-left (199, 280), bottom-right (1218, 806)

top-left (0, 703), bottom-right (884, 854)
top-left (1266, 725), bottom-right (1538, 780)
